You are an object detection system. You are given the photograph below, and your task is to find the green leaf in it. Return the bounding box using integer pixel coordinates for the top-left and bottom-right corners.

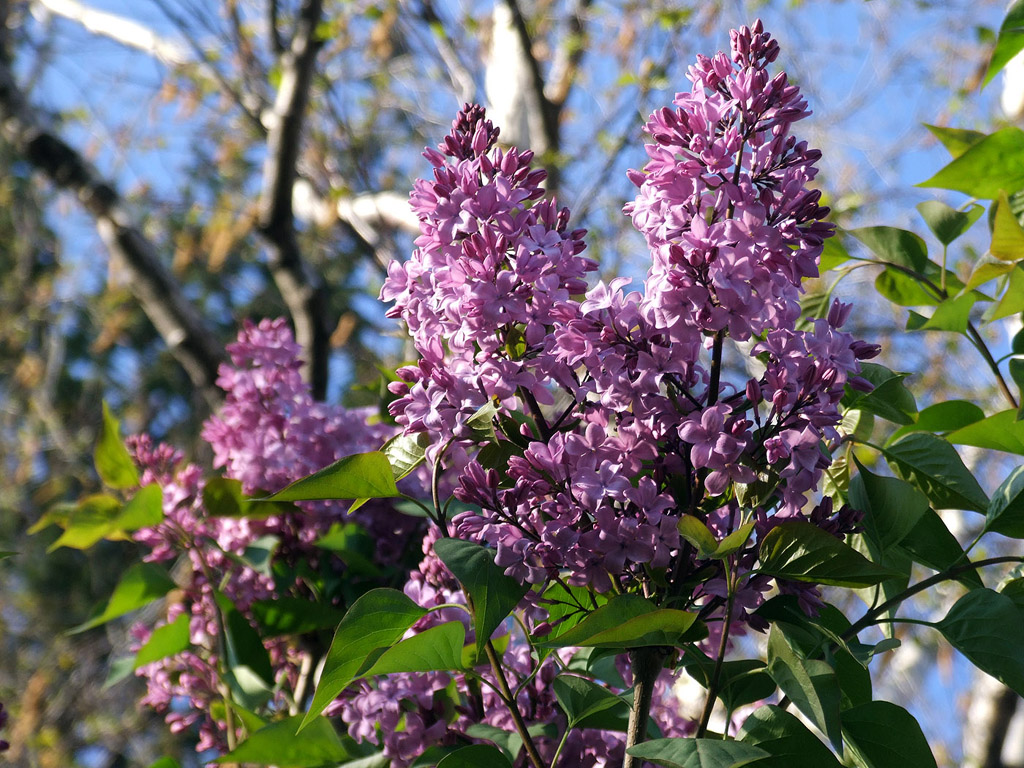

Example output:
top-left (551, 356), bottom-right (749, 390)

top-left (841, 364), bottom-right (917, 425)
top-left (214, 715), bottom-right (350, 767)
top-left (267, 452), bottom-right (400, 502)
top-left (678, 515), bottom-right (719, 558)
top-left (841, 701), bottom-right (937, 768)
top-left (682, 649), bottom-right (777, 712)
top-left (553, 674), bottom-right (629, 730)
top-left (924, 124), bottom-right (986, 158)
top-left (937, 589), bottom-right (1024, 694)
top-left (251, 597), bottom-right (346, 638)
top-left (919, 127), bottom-right (1024, 199)
top-left (916, 200), bottom-right (984, 246)
top-left (436, 745), bottom-right (513, 768)
top-left (358, 621), bottom-right (465, 678)
top-left (314, 522), bottom-right (383, 577)
top-left (766, 625), bottom-right (843, 751)
top-left (887, 400), bottom-right (985, 443)
top-left (300, 588), bottom-right (426, 729)
top-left (964, 253), bottom-right (1019, 291)
top-left (848, 460), bottom-right (930, 550)
top-left (134, 612), bottom-right (190, 668)
top-left (202, 477), bottom-right (244, 516)
top-left (908, 293), bottom-right (977, 334)
top-left (985, 465), bottom-right (1024, 537)
top-left (948, 409), bottom-right (1024, 455)
top-left (47, 485), bottom-right (163, 551)
top-left (757, 522), bottom-right (901, 588)
top-left (716, 522), bottom-right (756, 559)
top-left (95, 402), bottom-right (139, 489)
top-left (991, 191), bottom-right (1024, 261)
top-left (540, 594), bottom-right (701, 649)
top-left (849, 227), bottom-right (928, 271)
top-left (819, 236), bottom-right (852, 272)
top-left (434, 538), bottom-right (528, 655)
top-left (897, 509), bottom-right (983, 588)
top-left (70, 562), bottom-right (176, 634)
top-left (882, 433), bottom-right (989, 512)
top-left (984, 263), bottom-right (1024, 322)
top-left (381, 431), bottom-right (430, 482)
top-left (984, 0), bottom-right (1024, 87)
top-left (876, 269), bottom-right (939, 307)
top-left (147, 760), bottom-right (182, 768)
top-left (626, 738), bottom-right (769, 768)
top-left (738, 705), bottom-right (843, 768)
top-left (216, 592), bottom-right (274, 708)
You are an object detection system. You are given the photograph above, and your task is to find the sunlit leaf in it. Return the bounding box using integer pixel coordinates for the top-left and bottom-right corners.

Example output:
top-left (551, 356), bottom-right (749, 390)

top-left (757, 522), bottom-right (901, 588)
top-left (267, 452), bottom-right (400, 502)
top-left (919, 127), bottom-right (1024, 199)
top-left (70, 563), bottom-right (176, 634)
top-left (95, 401), bottom-right (139, 489)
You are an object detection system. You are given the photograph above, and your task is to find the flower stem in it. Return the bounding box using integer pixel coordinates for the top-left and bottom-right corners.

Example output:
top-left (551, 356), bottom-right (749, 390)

top-left (696, 564), bottom-right (736, 736)
top-left (484, 639), bottom-right (546, 768)
top-left (623, 646), bottom-right (667, 768)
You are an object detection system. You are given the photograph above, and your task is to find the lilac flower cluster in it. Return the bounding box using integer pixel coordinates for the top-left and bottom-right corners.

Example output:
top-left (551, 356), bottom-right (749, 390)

top-left (127, 320), bottom-right (421, 751)
top-left (382, 23), bottom-right (878, 630)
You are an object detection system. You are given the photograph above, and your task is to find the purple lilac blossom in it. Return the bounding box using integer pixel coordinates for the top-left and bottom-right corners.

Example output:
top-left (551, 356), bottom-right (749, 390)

top-left (385, 21), bottom-right (877, 660)
top-left (127, 319), bottom-right (421, 752)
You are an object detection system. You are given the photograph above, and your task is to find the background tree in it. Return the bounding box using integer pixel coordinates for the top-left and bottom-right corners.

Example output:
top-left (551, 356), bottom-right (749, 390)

top-left (0, 0), bottom-right (1018, 766)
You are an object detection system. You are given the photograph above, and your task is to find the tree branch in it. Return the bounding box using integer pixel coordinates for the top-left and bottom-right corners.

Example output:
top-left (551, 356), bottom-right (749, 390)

top-left (499, 0), bottom-right (558, 159)
top-left (34, 0), bottom-right (191, 66)
top-left (0, 57), bottom-right (226, 408)
top-left (544, 0), bottom-right (594, 108)
top-left (257, 0), bottom-right (332, 400)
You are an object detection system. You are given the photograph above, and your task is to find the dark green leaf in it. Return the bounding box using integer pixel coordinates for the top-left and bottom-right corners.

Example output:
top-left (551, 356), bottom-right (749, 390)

top-left (986, 465), bottom-right (1024, 537)
top-left (841, 701), bottom-right (938, 768)
top-left (678, 515), bottom-right (719, 558)
top-left (95, 401), bottom-right (140, 489)
top-left (436, 745), bottom-right (513, 768)
top-left (919, 127), bottom-right (1024, 199)
top-left (849, 460), bottom-right (930, 550)
top-left (358, 621), bottom-right (466, 677)
top-left (924, 124), bottom-right (986, 158)
top-left (682, 649), bottom-right (777, 712)
top-left (314, 522), bottom-right (383, 577)
top-left (882, 433), bottom-right (989, 512)
top-left (251, 597), bottom-right (346, 638)
top-left (300, 588), bottom-right (426, 729)
top-left (937, 589), bottom-right (1024, 694)
top-left (1001, 579), bottom-right (1024, 613)
top-left (267, 452), bottom-right (400, 502)
top-left (216, 592), bottom-right (274, 708)
top-left (626, 738), bottom-right (769, 768)
top-left (887, 400), bottom-right (985, 443)
top-left (540, 594), bottom-right (700, 649)
top-left (897, 509), bottom-right (983, 588)
top-left (553, 674), bottom-right (629, 730)
top-left (70, 562), bottom-right (176, 634)
top-left (766, 625), bottom-right (843, 751)
top-left (984, 0), bottom-right (1024, 87)
top-left (134, 612), bottom-right (190, 668)
top-left (842, 364), bottom-right (917, 425)
top-left (849, 227), bottom-right (928, 271)
top-left (202, 477), bottom-right (246, 517)
top-left (738, 705), bottom-right (842, 768)
top-left (434, 538), bottom-right (528, 655)
top-left (214, 715), bottom-right (350, 767)
top-left (948, 409), bottom-right (1024, 455)
top-left (757, 522), bottom-right (901, 588)
top-left (916, 200), bottom-right (984, 246)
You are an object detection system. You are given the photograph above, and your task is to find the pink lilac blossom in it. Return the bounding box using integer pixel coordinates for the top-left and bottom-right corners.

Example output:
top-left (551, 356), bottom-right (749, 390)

top-left (385, 22), bottom-right (877, 652)
top-left (127, 320), bottom-right (423, 752)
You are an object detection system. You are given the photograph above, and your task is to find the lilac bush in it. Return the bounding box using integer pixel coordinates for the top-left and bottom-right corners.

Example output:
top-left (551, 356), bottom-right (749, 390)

top-left (49, 16), bottom-right (1024, 768)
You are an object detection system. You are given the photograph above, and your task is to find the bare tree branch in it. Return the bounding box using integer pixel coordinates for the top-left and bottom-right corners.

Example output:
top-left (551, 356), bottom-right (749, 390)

top-left (498, 0), bottom-right (558, 158)
top-left (33, 0), bottom-right (190, 66)
top-left (964, 675), bottom-right (1020, 768)
top-left (0, 59), bottom-right (226, 408)
top-left (545, 0), bottom-right (594, 108)
top-left (257, 0), bottom-right (332, 400)
top-left (410, 0), bottom-right (477, 105)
